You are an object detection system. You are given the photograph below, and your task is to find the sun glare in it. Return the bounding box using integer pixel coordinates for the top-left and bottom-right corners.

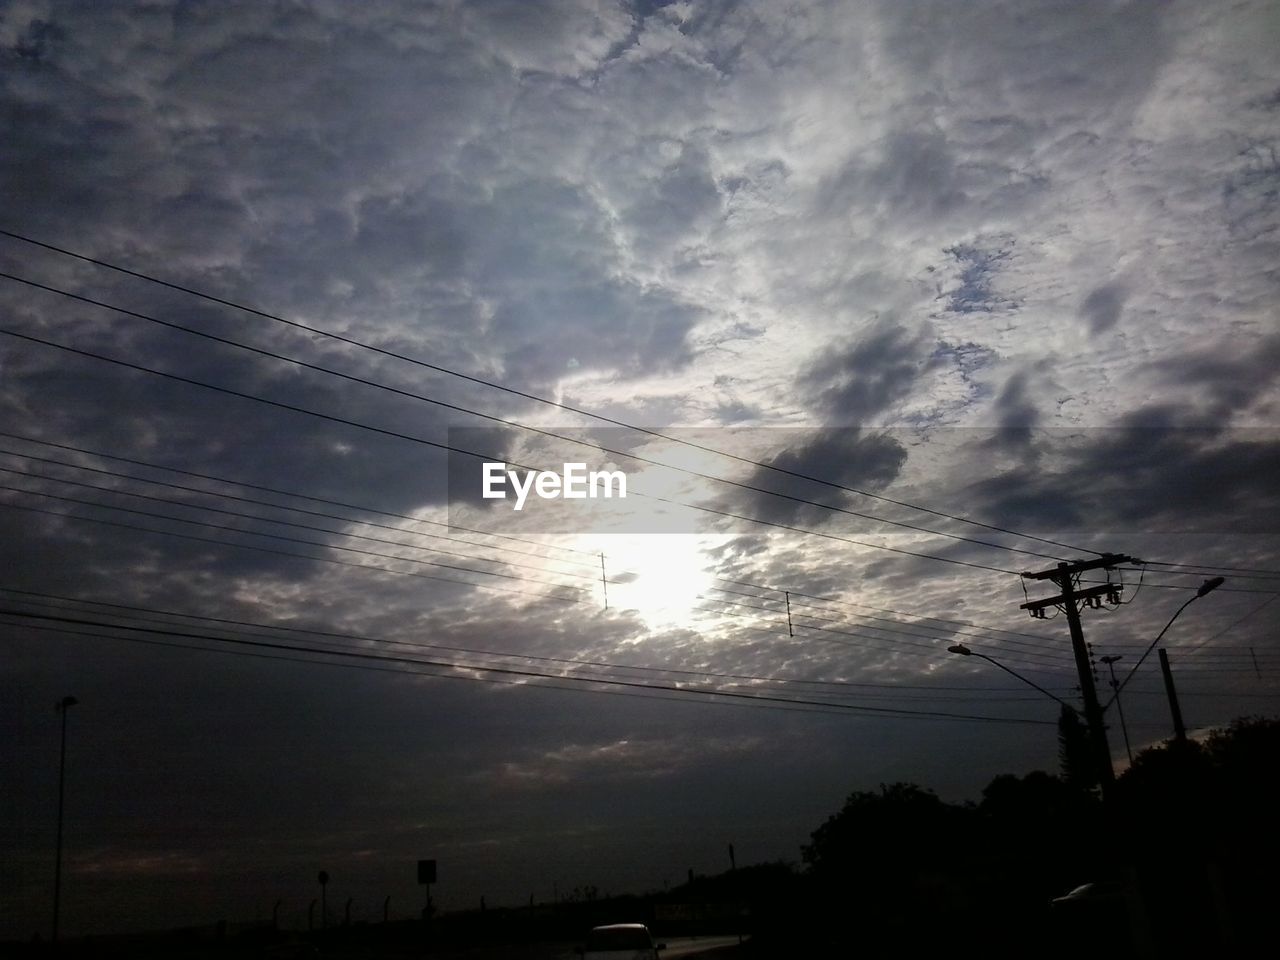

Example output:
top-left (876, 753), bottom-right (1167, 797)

top-left (587, 534), bottom-right (719, 629)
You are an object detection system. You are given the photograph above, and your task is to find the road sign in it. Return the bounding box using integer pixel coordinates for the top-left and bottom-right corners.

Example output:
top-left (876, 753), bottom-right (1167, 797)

top-left (417, 860), bottom-right (436, 885)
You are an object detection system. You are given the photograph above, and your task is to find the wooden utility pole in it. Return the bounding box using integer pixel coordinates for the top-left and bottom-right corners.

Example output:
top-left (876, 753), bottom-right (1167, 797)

top-left (1021, 555), bottom-right (1134, 796)
top-left (1159, 649), bottom-right (1188, 743)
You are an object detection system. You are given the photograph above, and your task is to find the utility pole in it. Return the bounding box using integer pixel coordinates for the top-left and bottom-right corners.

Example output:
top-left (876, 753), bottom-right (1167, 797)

top-left (1100, 655), bottom-right (1133, 764)
top-left (1022, 555), bottom-right (1133, 797)
top-left (52, 695), bottom-right (78, 944)
top-left (1158, 649), bottom-right (1187, 744)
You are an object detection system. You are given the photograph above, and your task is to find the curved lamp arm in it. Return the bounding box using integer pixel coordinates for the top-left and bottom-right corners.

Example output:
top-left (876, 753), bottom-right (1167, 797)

top-left (948, 643), bottom-right (1081, 713)
top-left (1102, 577), bottom-right (1224, 712)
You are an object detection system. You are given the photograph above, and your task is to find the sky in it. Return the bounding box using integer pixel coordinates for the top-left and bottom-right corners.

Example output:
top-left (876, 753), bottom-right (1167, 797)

top-left (2, 0), bottom-right (1279, 941)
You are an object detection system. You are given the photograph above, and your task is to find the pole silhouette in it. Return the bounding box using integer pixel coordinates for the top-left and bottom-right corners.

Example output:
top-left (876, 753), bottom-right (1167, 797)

top-left (52, 696), bottom-right (78, 943)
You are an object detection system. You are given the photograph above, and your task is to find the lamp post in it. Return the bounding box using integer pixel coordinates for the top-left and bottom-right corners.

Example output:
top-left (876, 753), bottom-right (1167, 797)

top-left (1103, 577), bottom-right (1225, 712)
top-left (53, 695), bottom-right (78, 944)
top-left (1099, 655), bottom-right (1133, 764)
top-left (947, 643), bottom-right (1080, 712)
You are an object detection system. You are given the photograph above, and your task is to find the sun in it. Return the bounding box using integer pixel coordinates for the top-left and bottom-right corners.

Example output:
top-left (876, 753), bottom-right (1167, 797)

top-left (588, 533), bottom-right (720, 629)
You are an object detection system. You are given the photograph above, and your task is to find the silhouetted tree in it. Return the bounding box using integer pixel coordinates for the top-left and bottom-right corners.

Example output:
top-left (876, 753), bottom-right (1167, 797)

top-left (1112, 716), bottom-right (1280, 955)
top-left (803, 783), bottom-right (975, 934)
top-left (976, 768), bottom-right (1103, 902)
top-left (803, 782), bottom-right (970, 876)
top-left (1057, 703), bottom-right (1096, 791)
top-left (1204, 715), bottom-right (1280, 785)
top-left (980, 769), bottom-right (1070, 821)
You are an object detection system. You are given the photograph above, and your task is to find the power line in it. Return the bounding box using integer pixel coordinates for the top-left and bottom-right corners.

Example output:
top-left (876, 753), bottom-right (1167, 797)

top-left (3, 617), bottom-right (903, 721)
top-left (1115, 565), bottom-right (1280, 583)
top-left (687, 598), bottom-right (1077, 676)
top-left (1180, 594), bottom-right (1279, 659)
top-left (0, 462), bottom-right (600, 585)
top-left (0, 227), bottom-right (1097, 557)
top-left (712, 576), bottom-right (1060, 644)
top-left (0, 589), bottom-right (1067, 705)
top-left (0, 500), bottom-right (586, 607)
top-left (1142, 560), bottom-right (1280, 578)
top-left (0, 482), bottom-right (589, 595)
top-left (0, 325), bottom-right (1024, 577)
top-left (1079, 578), bottom-right (1279, 595)
top-left (0, 270), bottom-right (1067, 563)
top-left (0, 607), bottom-right (1056, 725)
top-left (0, 430), bottom-right (595, 561)
top-left (1123, 688), bottom-right (1280, 699)
top-left (0, 444), bottom-right (599, 570)
top-left (706, 583), bottom-right (1067, 656)
top-left (695, 591), bottom-right (1073, 666)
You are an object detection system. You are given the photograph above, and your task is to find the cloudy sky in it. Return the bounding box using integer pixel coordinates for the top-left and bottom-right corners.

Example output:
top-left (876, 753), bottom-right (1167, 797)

top-left (2, 0), bottom-right (1278, 940)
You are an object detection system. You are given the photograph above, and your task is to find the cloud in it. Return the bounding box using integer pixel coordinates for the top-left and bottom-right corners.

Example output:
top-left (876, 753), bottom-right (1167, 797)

top-left (1147, 331), bottom-right (1280, 422)
top-left (3, 0), bottom-right (1279, 939)
top-left (959, 406), bottom-right (1280, 536)
top-left (457, 0), bottom-right (635, 78)
top-left (940, 238), bottom-right (1021, 316)
top-left (802, 321), bottom-right (935, 425)
top-left (1080, 283), bottom-right (1128, 333)
top-left (481, 733), bottom-right (763, 790)
top-left (717, 428), bottom-right (908, 529)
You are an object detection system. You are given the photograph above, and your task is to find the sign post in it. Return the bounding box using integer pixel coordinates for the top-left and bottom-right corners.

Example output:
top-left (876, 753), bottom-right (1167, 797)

top-left (318, 871), bottom-right (329, 930)
top-left (417, 860), bottom-right (436, 921)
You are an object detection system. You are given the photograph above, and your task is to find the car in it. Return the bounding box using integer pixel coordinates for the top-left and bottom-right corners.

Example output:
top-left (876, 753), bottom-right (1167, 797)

top-left (1050, 880), bottom-right (1127, 910)
top-left (577, 923), bottom-right (666, 959)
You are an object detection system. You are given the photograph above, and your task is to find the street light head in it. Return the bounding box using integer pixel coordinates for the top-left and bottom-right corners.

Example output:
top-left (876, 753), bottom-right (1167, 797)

top-left (1197, 576), bottom-right (1225, 598)
top-left (948, 643), bottom-right (972, 656)
top-left (1100, 655), bottom-right (1123, 665)
top-left (56, 696), bottom-right (78, 712)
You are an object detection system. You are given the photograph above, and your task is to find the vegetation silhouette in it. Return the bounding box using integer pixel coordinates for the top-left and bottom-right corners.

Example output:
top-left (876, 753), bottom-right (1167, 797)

top-left (770, 715), bottom-right (1280, 958)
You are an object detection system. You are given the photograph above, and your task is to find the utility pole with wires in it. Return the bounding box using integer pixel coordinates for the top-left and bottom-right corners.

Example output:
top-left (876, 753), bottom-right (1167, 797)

top-left (1100, 655), bottom-right (1133, 764)
top-left (1021, 555), bottom-right (1135, 797)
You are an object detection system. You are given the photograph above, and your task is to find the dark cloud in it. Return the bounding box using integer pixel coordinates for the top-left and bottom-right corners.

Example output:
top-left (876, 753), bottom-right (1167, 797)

top-left (802, 321), bottom-right (933, 424)
top-left (715, 429), bottom-right (907, 528)
top-left (713, 399), bottom-right (765, 424)
top-left (960, 409), bottom-right (1280, 536)
top-left (1222, 138), bottom-right (1280, 240)
top-left (1148, 332), bottom-right (1280, 420)
top-left (861, 130), bottom-right (969, 221)
top-left (982, 369), bottom-right (1043, 455)
top-left (1080, 282), bottom-right (1127, 333)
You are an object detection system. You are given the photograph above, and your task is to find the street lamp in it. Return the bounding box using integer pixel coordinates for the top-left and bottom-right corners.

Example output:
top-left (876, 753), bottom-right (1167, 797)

top-left (53, 695), bottom-right (78, 944)
top-left (947, 644), bottom-right (1080, 712)
top-left (1103, 576), bottom-right (1225, 711)
top-left (1099, 655), bottom-right (1133, 764)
